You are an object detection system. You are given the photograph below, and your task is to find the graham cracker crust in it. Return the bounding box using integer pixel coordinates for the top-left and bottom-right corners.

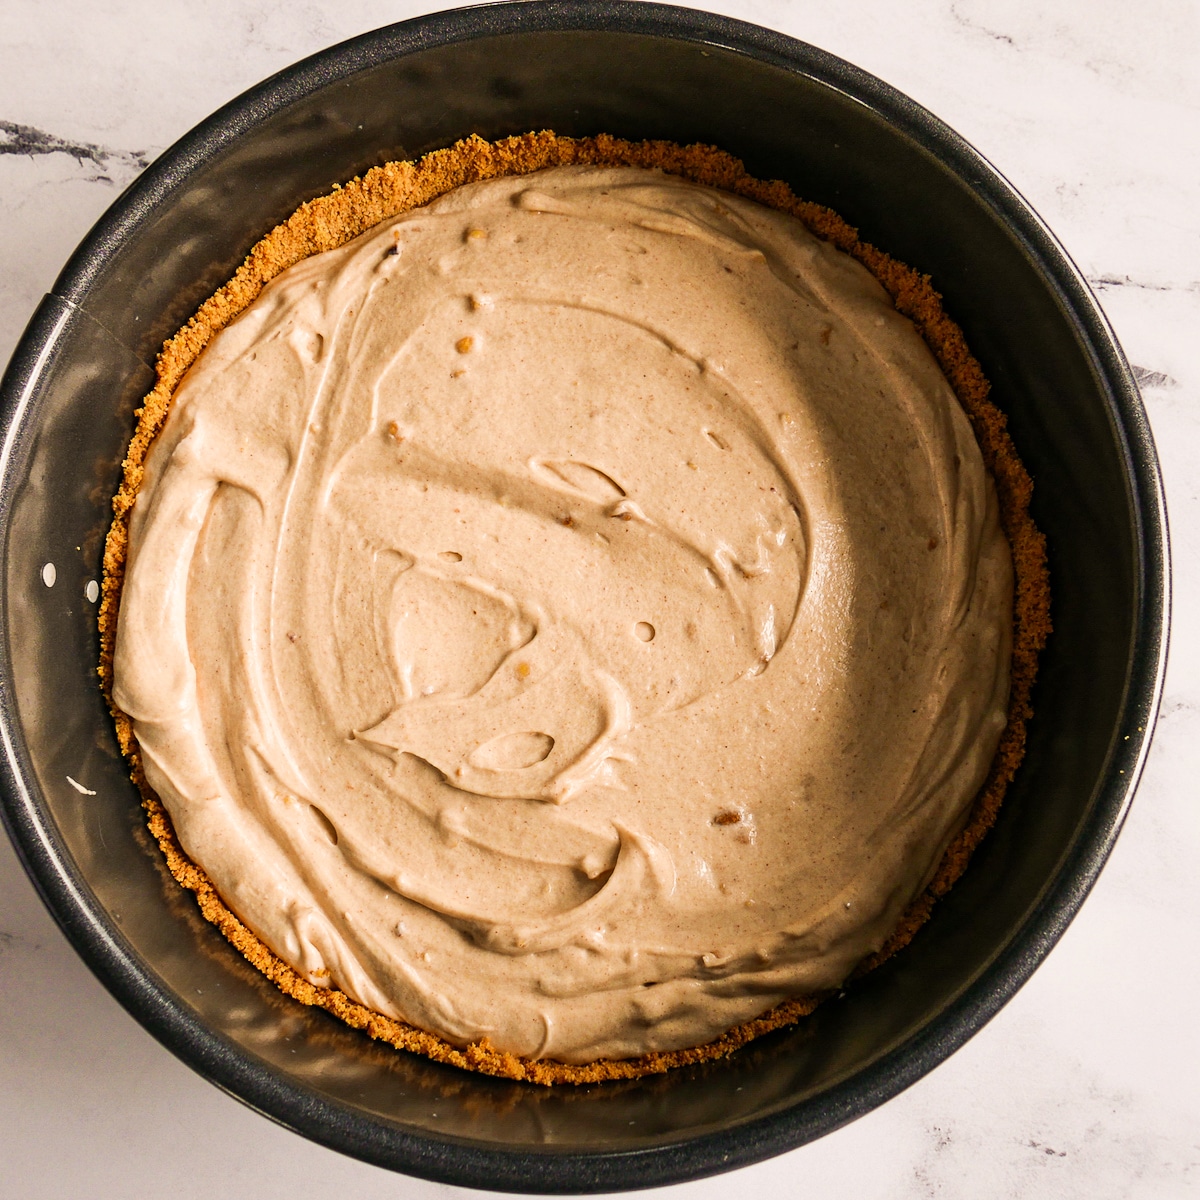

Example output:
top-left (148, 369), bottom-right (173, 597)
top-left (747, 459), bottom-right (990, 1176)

top-left (98, 131), bottom-right (1051, 1086)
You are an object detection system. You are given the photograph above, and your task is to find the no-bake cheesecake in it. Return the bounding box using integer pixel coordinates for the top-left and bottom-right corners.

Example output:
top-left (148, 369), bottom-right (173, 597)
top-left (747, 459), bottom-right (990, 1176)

top-left (101, 132), bottom-right (1049, 1084)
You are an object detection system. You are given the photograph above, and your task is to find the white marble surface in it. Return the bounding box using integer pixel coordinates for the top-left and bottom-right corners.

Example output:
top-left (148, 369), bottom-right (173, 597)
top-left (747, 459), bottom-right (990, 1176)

top-left (2, 1), bottom-right (1198, 1195)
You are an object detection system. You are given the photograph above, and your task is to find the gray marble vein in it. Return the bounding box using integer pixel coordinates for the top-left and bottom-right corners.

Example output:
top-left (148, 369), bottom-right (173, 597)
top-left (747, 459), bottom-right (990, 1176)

top-left (0, 118), bottom-right (148, 176)
top-left (1132, 366), bottom-right (1180, 391)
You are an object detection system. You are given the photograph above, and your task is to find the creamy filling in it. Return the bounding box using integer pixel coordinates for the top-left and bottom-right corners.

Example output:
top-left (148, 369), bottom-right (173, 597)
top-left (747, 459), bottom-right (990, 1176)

top-left (113, 165), bottom-right (1012, 1063)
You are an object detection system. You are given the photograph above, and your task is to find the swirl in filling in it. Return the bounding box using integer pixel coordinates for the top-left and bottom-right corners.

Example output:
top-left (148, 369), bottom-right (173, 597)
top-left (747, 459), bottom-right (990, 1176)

top-left (113, 166), bottom-right (1012, 1063)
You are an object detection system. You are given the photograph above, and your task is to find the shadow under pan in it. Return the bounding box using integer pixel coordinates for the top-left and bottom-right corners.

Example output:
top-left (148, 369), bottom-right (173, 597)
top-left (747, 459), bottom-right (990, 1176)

top-left (0, 2), bottom-right (1167, 1192)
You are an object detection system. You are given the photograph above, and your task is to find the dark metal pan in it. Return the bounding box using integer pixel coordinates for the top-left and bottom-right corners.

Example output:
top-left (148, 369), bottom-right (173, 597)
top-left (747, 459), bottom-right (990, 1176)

top-left (0, 2), bottom-right (1167, 1191)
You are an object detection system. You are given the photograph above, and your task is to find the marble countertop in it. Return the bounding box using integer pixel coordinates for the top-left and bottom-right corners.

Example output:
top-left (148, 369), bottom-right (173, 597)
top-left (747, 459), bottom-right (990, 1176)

top-left (1, 1), bottom-right (1197, 1196)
